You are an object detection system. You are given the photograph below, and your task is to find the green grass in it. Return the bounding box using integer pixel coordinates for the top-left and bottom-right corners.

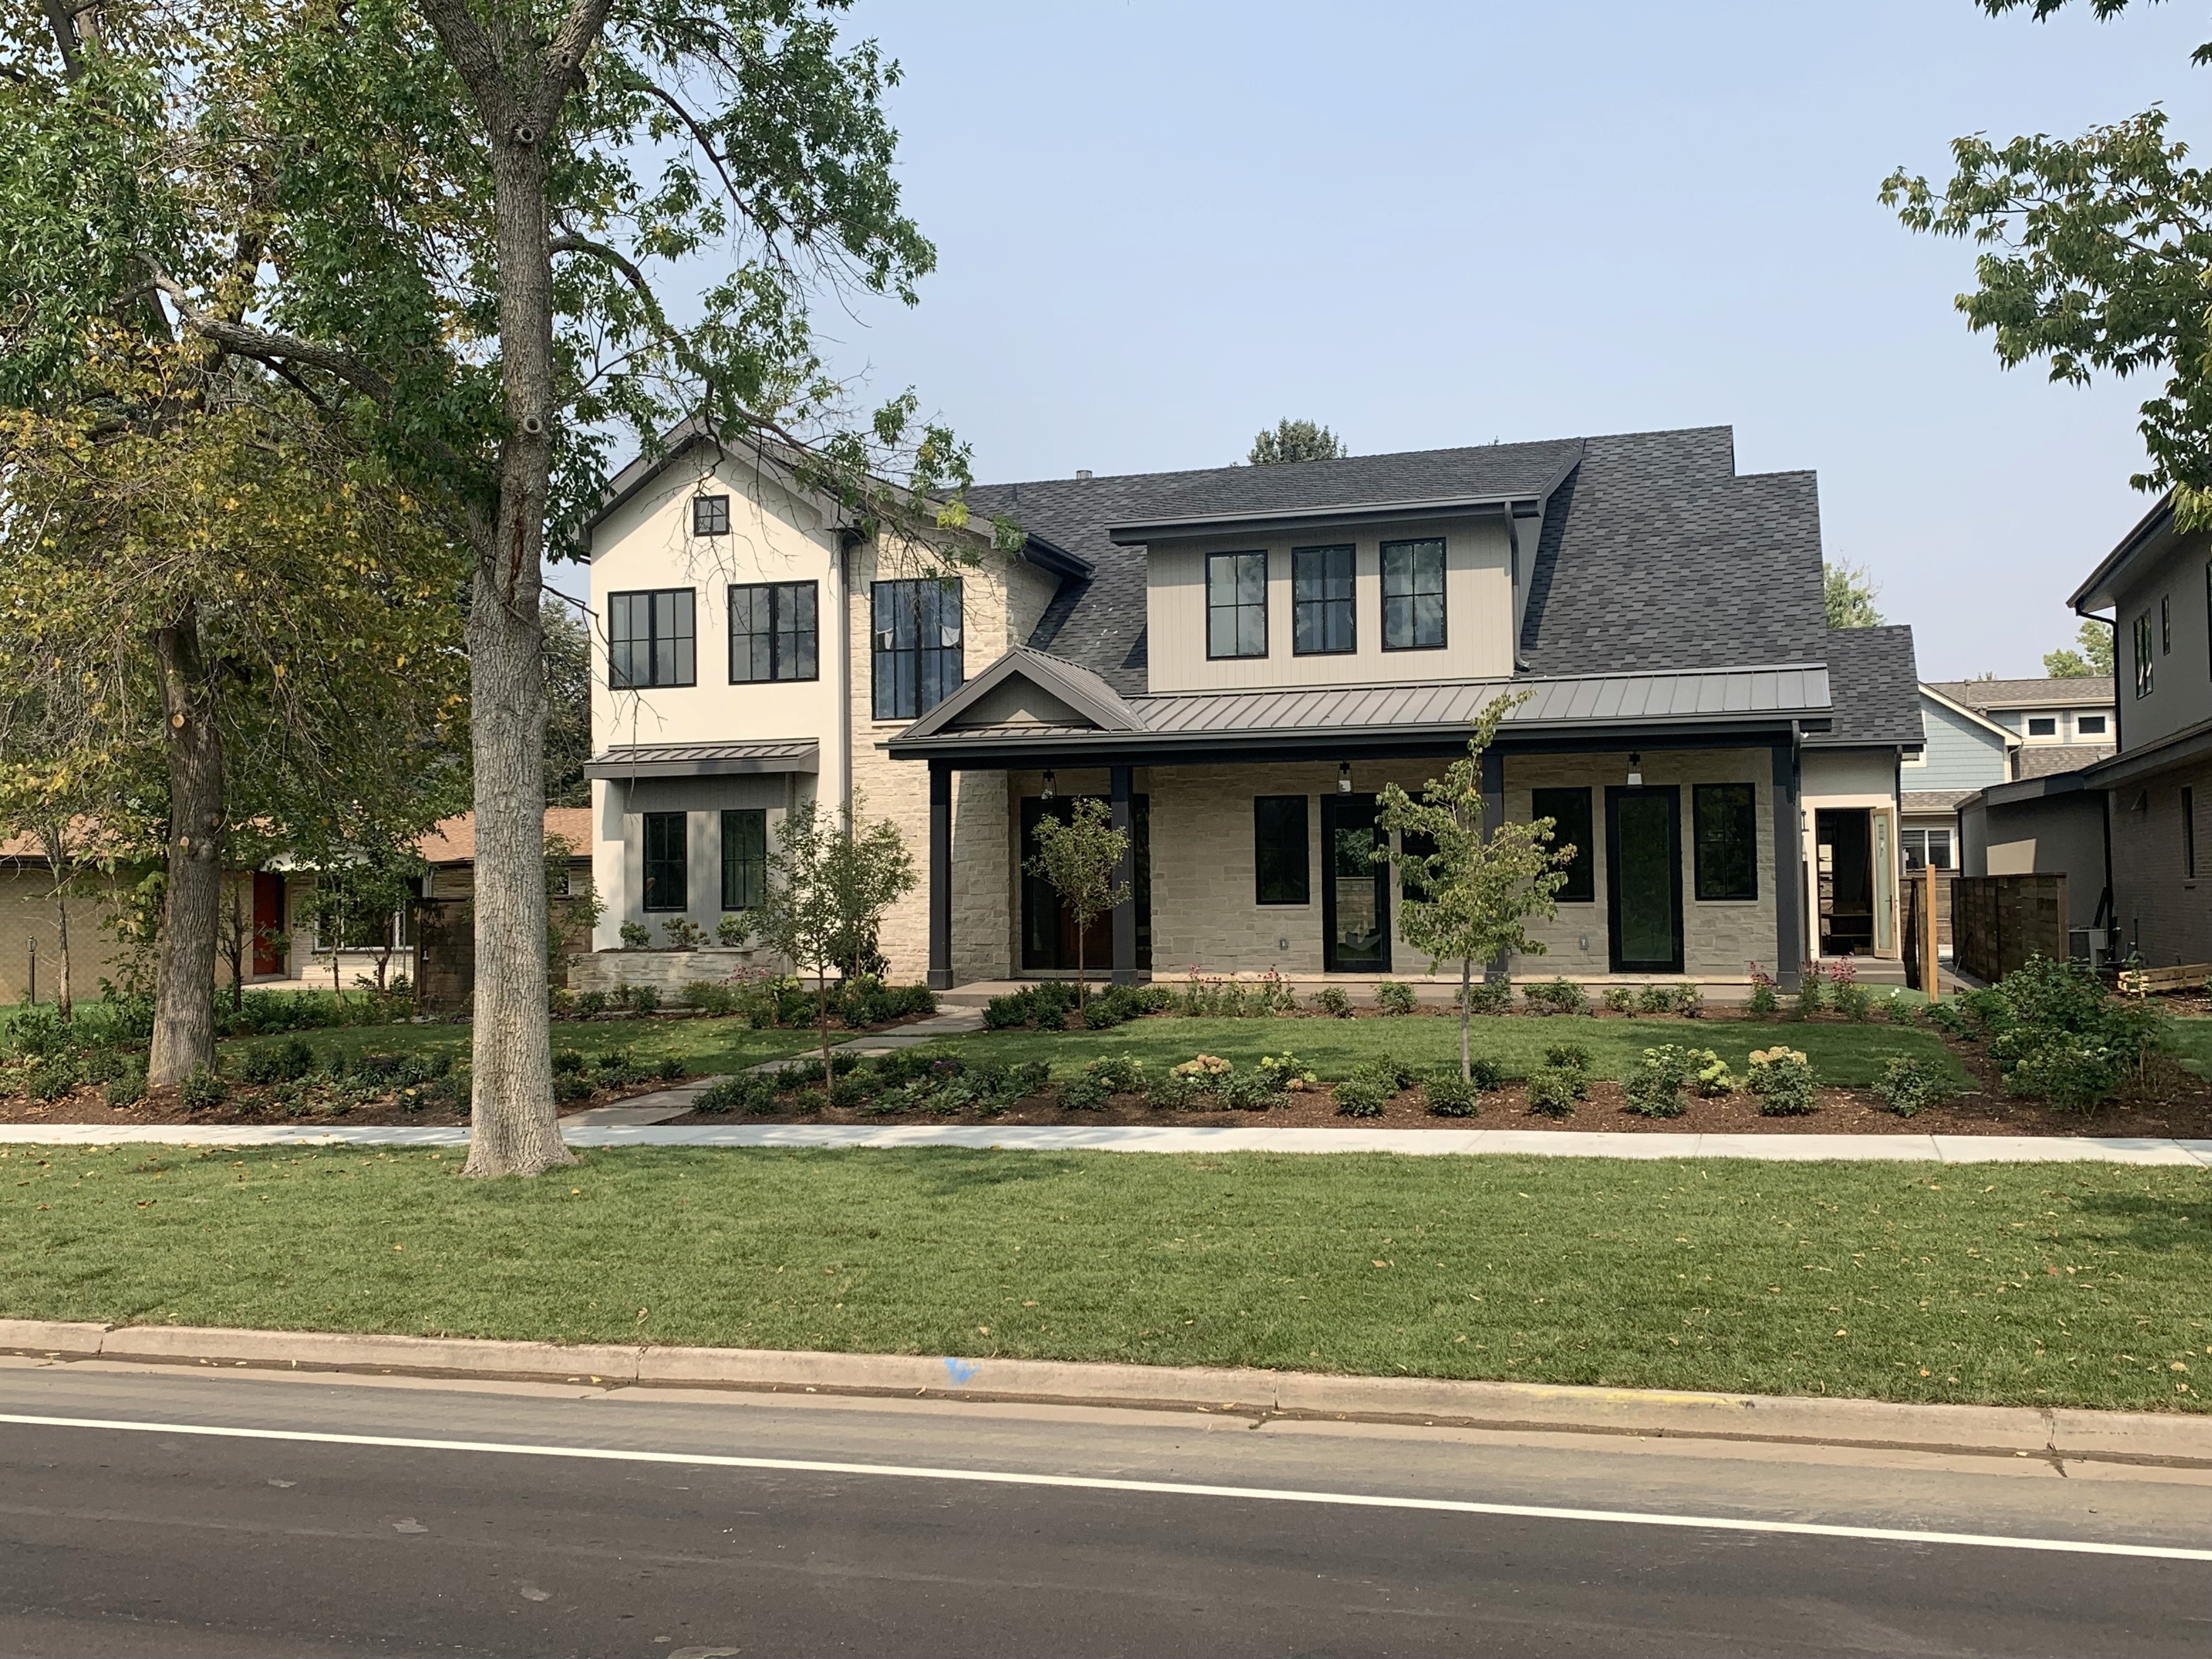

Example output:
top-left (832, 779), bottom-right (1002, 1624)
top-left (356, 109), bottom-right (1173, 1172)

top-left (4, 1146), bottom-right (2206, 1411)
top-left (945, 1014), bottom-right (1967, 1087)
top-left (216, 1015), bottom-right (817, 1077)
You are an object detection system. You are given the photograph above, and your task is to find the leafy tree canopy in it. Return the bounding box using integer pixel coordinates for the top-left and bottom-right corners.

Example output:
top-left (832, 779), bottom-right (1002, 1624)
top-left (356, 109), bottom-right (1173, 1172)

top-left (2045, 617), bottom-right (2118, 677)
top-left (1824, 560), bottom-right (1886, 629)
top-left (1249, 418), bottom-right (1346, 465)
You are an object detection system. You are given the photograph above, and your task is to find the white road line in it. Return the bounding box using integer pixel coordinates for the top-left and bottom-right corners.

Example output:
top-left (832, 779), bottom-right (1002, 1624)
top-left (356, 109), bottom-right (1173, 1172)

top-left (4, 1410), bottom-right (2210, 1562)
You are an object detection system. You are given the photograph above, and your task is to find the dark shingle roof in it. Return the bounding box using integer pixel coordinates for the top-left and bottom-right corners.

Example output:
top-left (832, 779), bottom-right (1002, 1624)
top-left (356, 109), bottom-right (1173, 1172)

top-left (1927, 676), bottom-right (2115, 711)
top-left (1808, 627), bottom-right (1924, 747)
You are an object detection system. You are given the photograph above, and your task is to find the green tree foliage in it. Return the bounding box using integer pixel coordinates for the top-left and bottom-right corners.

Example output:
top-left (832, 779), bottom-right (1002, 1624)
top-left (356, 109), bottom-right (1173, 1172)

top-left (298, 836), bottom-right (430, 997)
top-left (1249, 418), bottom-right (1347, 465)
top-left (1882, 1), bottom-right (2212, 515)
top-left (1023, 797), bottom-right (1129, 1010)
top-left (541, 599), bottom-right (592, 809)
top-left (1824, 560), bottom-right (1886, 629)
top-left (1375, 701), bottom-right (1575, 1081)
top-left (2045, 617), bottom-right (2118, 678)
top-left (749, 792), bottom-right (915, 1089)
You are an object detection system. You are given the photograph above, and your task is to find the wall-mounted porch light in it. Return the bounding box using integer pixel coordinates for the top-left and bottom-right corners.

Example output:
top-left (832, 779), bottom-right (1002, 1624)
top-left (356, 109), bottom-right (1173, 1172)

top-left (1627, 753), bottom-right (1644, 787)
top-left (1337, 762), bottom-right (1352, 794)
top-left (1041, 770), bottom-right (1057, 801)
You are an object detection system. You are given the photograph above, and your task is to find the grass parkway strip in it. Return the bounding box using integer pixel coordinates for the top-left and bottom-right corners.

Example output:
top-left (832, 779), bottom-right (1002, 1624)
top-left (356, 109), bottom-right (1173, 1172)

top-left (4, 1143), bottom-right (2208, 1414)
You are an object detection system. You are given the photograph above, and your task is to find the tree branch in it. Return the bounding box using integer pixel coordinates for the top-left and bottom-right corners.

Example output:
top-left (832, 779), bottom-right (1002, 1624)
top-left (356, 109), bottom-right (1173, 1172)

top-left (149, 268), bottom-right (397, 406)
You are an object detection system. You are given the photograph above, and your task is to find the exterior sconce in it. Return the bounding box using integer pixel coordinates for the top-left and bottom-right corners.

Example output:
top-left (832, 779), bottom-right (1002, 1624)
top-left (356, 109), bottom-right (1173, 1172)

top-left (1338, 762), bottom-right (1353, 794)
top-left (1041, 770), bottom-right (1057, 801)
top-left (1627, 753), bottom-right (1643, 787)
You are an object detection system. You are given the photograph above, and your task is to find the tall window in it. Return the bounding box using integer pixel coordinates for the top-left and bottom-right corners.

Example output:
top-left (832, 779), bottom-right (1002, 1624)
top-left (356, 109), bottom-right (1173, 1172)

top-left (1207, 551), bottom-right (1268, 659)
top-left (871, 578), bottom-right (963, 720)
top-left (2186, 787), bottom-right (2198, 881)
top-left (642, 812), bottom-right (687, 911)
top-left (729, 582), bottom-right (817, 683)
top-left (609, 589), bottom-right (696, 689)
top-left (1531, 787), bottom-right (1594, 903)
top-left (1692, 783), bottom-right (1758, 901)
top-left (2163, 594), bottom-right (2172, 654)
top-left (2135, 612), bottom-right (2155, 698)
top-left (692, 494), bottom-right (730, 536)
top-left (1291, 545), bottom-right (1356, 654)
top-left (1902, 828), bottom-right (1953, 871)
top-left (721, 809), bottom-right (766, 911)
top-left (1381, 538), bottom-right (1446, 651)
top-left (1253, 795), bottom-right (1309, 904)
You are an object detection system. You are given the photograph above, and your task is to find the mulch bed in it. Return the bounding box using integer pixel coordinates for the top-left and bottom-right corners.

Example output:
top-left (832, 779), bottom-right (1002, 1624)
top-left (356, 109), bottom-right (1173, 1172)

top-left (0, 1077), bottom-right (682, 1130)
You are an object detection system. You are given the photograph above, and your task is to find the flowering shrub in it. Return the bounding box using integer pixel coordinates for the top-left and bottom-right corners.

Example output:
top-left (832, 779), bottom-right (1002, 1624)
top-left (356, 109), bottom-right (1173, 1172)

top-left (1872, 1055), bottom-right (1946, 1116)
top-left (1084, 1053), bottom-right (1147, 1093)
top-left (1623, 1045), bottom-right (1694, 1117)
top-left (1746, 962), bottom-right (1779, 1018)
top-left (1747, 1046), bottom-right (1816, 1115)
top-left (1257, 1053), bottom-right (1316, 1092)
top-left (1171, 1054), bottom-right (1234, 1092)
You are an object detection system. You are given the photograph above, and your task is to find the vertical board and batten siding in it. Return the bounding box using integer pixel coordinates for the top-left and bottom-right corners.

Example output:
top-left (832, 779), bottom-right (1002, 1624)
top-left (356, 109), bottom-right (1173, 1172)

top-left (1143, 517), bottom-right (1515, 693)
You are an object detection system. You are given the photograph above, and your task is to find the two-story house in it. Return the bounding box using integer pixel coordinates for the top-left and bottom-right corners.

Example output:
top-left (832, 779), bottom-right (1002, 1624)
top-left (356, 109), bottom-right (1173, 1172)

top-left (582, 424), bottom-right (1923, 989)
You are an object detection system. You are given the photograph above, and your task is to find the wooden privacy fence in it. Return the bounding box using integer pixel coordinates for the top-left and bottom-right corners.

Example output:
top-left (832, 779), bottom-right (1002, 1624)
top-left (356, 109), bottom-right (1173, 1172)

top-left (1950, 874), bottom-right (2069, 986)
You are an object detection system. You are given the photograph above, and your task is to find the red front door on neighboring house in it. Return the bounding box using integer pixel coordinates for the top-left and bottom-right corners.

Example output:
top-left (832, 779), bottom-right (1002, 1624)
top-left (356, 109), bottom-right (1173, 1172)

top-left (252, 872), bottom-right (285, 977)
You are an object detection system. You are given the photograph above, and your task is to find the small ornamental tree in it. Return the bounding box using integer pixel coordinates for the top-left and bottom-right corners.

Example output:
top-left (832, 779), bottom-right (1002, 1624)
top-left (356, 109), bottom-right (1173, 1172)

top-left (1374, 701), bottom-right (1575, 1081)
top-left (300, 839), bottom-right (429, 999)
top-left (1024, 797), bottom-right (1130, 1011)
top-left (751, 793), bottom-right (915, 1088)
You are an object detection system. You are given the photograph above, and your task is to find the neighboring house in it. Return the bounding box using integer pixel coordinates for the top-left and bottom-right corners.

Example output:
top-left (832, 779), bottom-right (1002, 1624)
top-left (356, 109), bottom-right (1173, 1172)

top-left (1899, 685), bottom-right (2018, 947)
top-left (583, 424), bottom-right (1923, 988)
top-left (0, 828), bottom-right (133, 1007)
top-left (407, 807), bottom-right (595, 1009)
top-left (1925, 677), bottom-right (2116, 781)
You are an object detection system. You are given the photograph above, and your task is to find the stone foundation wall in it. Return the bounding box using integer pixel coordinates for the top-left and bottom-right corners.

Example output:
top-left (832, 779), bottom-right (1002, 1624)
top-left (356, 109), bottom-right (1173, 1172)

top-left (568, 947), bottom-right (772, 995)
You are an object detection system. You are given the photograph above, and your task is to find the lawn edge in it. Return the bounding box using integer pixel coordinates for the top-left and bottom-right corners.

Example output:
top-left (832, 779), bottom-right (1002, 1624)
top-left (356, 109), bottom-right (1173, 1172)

top-left (6, 1319), bottom-right (2208, 1469)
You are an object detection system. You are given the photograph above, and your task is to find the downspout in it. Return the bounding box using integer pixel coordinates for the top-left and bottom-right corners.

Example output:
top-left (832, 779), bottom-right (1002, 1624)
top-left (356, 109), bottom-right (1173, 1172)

top-left (837, 528), bottom-right (861, 820)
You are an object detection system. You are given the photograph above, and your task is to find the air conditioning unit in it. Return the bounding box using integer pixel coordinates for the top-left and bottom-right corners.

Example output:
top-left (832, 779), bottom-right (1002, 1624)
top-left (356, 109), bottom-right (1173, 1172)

top-left (2069, 927), bottom-right (2113, 967)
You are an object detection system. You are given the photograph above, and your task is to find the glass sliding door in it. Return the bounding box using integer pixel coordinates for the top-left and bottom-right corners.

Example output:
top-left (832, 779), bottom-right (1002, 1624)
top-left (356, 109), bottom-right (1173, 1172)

top-left (1605, 786), bottom-right (1683, 973)
top-left (1321, 794), bottom-right (1390, 973)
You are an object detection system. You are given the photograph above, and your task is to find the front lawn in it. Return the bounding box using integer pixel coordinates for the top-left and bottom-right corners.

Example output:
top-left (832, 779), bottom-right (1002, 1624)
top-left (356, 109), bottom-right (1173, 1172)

top-left (945, 1013), bottom-right (1970, 1088)
top-left (4, 1145), bottom-right (2206, 1413)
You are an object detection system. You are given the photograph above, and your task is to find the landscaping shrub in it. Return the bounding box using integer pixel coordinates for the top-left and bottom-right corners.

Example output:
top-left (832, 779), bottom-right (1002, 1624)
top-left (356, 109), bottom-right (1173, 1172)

top-left (1312, 986), bottom-right (1353, 1018)
top-left (178, 1065), bottom-right (228, 1111)
top-left (576, 989), bottom-right (611, 1016)
top-left (1254, 1053), bottom-right (1316, 1093)
top-left (1522, 978), bottom-right (1588, 1016)
top-left (1747, 1046), bottom-right (1816, 1115)
top-left (1873, 1055), bottom-right (1946, 1117)
top-left (1374, 980), bottom-right (1418, 1015)
top-left (1829, 960), bottom-right (1872, 1023)
top-left (1171, 1053), bottom-right (1235, 1094)
top-left (874, 1046), bottom-right (955, 1087)
top-left (1333, 1078), bottom-right (1389, 1117)
top-left (1424, 1073), bottom-right (1482, 1117)
top-left (1792, 970), bottom-right (1825, 1020)
top-left (237, 1036), bottom-right (318, 1086)
top-left (1623, 1045), bottom-right (1695, 1117)
top-left (1601, 985), bottom-right (1634, 1013)
top-left (1923, 999), bottom-right (1976, 1040)
top-left (1688, 1048), bottom-right (1737, 1096)
top-left (1083, 985), bottom-right (1150, 1029)
top-left (653, 1055), bottom-right (685, 1082)
top-left (618, 921), bottom-right (651, 948)
top-left (1635, 984), bottom-right (1677, 1015)
top-left (1675, 984), bottom-right (1705, 1019)
top-left (1463, 977), bottom-right (1514, 1014)
top-left (1882, 992), bottom-right (1915, 1025)
top-left (1084, 1053), bottom-right (1147, 1093)
top-left (553, 1073), bottom-right (597, 1103)
top-left (1543, 1041), bottom-right (1593, 1076)
top-left (552, 1049), bottom-right (586, 1073)
top-left (714, 913), bottom-right (751, 946)
top-left (105, 1062), bottom-right (146, 1107)
top-left (3, 1006), bottom-right (70, 1060)
top-left (624, 984), bottom-right (662, 1014)
top-left (1525, 1066), bottom-right (1580, 1117)
top-left (1348, 1057), bottom-right (1418, 1093)
top-left (1746, 964), bottom-right (1779, 1018)
top-left (679, 980), bottom-right (737, 1014)
top-left (1987, 955), bottom-right (2166, 1113)
top-left (661, 917), bottom-right (709, 949)
top-left (1133, 986), bottom-right (1176, 1015)
top-left (1057, 1075), bottom-right (1110, 1111)
top-left (1222, 1070), bottom-right (1283, 1110)
top-left (984, 990), bottom-right (1035, 1030)
top-left (26, 1054), bottom-right (77, 1101)
top-left (1460, 1056), bottom-right (1506, 1091)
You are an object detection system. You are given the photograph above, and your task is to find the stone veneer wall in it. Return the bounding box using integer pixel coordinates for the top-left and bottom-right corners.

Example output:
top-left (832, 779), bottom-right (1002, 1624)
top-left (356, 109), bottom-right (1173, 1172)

top-left (568, 946), bottom-right (771, 994)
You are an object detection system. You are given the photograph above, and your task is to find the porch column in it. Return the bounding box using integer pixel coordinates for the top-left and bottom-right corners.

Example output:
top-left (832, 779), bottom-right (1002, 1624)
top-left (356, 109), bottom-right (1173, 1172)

top-left (928, 760), bottom-right (953, 991)
top-left (1110, 764), bottom-right (1137, 985)
top-left (1480, 747), bottom-right (1507, 982)
top-left (1771, 742), bottom-right (1803, 991)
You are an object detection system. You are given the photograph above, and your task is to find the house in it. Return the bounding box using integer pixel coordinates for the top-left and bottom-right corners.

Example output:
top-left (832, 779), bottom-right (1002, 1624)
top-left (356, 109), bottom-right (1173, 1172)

top-left (406, 807), bottom-right (594, 1010)
top-left (582, 424), bottom-right (1925, 989)
top-left (0, 826), bottom-right (134, 1007)
top-left (1926, 677), bottom-right (2115, 780)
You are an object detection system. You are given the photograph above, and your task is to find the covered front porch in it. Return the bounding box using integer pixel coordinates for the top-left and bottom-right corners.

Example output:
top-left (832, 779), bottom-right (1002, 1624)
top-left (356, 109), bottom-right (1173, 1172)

top-left (891, 652), bottom-right (1835, 993)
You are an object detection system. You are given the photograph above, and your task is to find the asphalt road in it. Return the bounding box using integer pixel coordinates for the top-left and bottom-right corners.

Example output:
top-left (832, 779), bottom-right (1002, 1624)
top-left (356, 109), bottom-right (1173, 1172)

top-left (2, 1356), bottom-right (2209, 1657)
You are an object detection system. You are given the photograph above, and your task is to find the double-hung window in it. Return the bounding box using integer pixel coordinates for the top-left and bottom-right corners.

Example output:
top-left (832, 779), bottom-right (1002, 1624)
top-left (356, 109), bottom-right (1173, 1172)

top-left (2135, 612), bottom-right (2155, 699)
top-left (1903, 828), bottom-right (1954, 872)
top-left (609, 589), bottom-right (696, 689)
top-left (729, 582), bottom-right (817, 683)
top-left (642, 812), bottom-right (687, 911)
top-left (1381, 538), bottom-right (1446, 650)
top-left (872, 578), bottom-right (963, 720)
top-left (1291, 545), bottom-right (1356, 655)
top-left (1206, 551), bottom-right (1268, 659)
top-left (721, 809), bottom-right (767, 911)
top-left (1531, 787), bottom-right (1594, 902)
top-left (1692, 783), bottom-right (1758, 901)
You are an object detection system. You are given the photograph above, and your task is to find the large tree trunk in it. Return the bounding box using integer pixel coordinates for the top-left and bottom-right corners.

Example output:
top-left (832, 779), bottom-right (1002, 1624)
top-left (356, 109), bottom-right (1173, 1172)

top-left (148, 612), bottom-right (223, 1086)
top-left (38, 823), bottom-right (74, 1023)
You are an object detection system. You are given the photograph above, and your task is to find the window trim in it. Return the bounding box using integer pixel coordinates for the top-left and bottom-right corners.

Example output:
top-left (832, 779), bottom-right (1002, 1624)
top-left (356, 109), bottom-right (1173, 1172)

top-left (2076, 713), bottom-right (2108, 736)
top-left (2026, 715), bottom-right (2058, 738)
top-left (1253, 794), bottom-right (1311, 906)
top-left (641, 811), bottom-right (688, 912)
top-left (720, 809), bottom-right (767, 912)
top-left (727, 580), bottom-right (820, 684)
top-left (1691, 782), bottom-right (1759, 903)
top-left (1902, 827), bottom-right (1954, 873)
top-left (1205, 550), bottom-right (1269, 661)
top-left (1290, 544), bottom-right (1357, 657)
top-left (607, 588), bottom-right (697, 690)
top-left (692, 494), bottom-right (731, 537)
top-left (1530, 786), bottom-right (1595, 904)
top-left (1380, 537), bottom-right (1448, 652)
top-left (870, 577), bottom-right (965, 722)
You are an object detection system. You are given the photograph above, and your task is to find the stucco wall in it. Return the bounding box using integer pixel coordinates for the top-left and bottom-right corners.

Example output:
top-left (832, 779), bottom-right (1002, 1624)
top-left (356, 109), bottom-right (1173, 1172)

top-left (1966, 791), bottom-right (2108, 932)
top-left (1801, 746), bottom-right (1902, 958)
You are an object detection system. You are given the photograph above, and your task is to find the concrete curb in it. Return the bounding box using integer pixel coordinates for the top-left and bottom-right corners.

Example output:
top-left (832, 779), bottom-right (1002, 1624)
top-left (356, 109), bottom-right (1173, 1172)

top-left (7, 1319), bottom-right (2211, 1468)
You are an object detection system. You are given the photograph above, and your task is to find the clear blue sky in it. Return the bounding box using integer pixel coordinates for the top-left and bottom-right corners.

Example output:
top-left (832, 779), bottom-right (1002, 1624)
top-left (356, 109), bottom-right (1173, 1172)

top-left (801, 0), bottom-right (2205, 680)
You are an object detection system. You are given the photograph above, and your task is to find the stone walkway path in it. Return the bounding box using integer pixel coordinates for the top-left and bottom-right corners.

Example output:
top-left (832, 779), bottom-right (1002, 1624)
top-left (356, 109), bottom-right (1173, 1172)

top-left (4, 1120), bottom-right (2209, 1164)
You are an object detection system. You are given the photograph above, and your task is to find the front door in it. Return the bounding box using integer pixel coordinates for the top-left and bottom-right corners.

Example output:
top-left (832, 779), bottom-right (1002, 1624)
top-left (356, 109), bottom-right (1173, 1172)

top-left (1322, 793), bottom-right (1390, 973)
top-left (1020, 795), bottom-right (1151, 973)
top-left (1606, 786), bottom-right (1684, 973)
top-left (1816, 807), bottom-right (1875, 955)
top-left (251, 872), bottom-right (285, 977)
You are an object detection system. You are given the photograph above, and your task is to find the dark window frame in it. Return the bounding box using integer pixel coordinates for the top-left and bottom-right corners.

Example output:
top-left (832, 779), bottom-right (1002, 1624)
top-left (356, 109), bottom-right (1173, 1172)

top-left (1254, 795), bottom-right (1311, 905)
top-left (608, 588), bottom-right (697, 690)
top-left (1206, 550), bottom-right (1269, 660)
top-left (1531, 786), bottom-right (1595, 904)
top-left (1290, 544), bottom-right (1356, 656)
top-left (642, 812), bottom-right (688, 912)
top-left (2163, 594), bottom-right (2173, 655)
top-left (720, 809), bottom-right (767, 912)
top-left (2077, 713), bottom-right (2107, 736)
top-left (2026, 715), bottom-right (2057, 737)
top-left (1380, 537), bottom-right (1447, 651)
top-left (2187, 787), bottom-right (2198, 882)
top-left (1902, 827), bottom-right (1954, 872)
top-left (871, 577), bottom-right (964, 721)
top-left (2136, 611), bottom-right (2155, 698)
top-left (727, 580), bottom-right (819, 684)
top-left (692, 494), bottom-right (731, 537)
top-left (1692, 782), bottom-right (1759, 902)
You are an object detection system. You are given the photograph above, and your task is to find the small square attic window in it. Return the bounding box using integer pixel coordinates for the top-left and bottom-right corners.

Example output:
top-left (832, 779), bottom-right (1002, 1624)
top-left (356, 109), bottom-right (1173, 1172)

top-left (692, 494), bottom-right (730, 537)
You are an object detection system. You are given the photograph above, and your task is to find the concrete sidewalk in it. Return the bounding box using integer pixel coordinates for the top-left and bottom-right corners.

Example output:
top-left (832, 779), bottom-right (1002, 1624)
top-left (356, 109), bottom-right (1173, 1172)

top-left (4, 1119), bottom-right (2210, 1162)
